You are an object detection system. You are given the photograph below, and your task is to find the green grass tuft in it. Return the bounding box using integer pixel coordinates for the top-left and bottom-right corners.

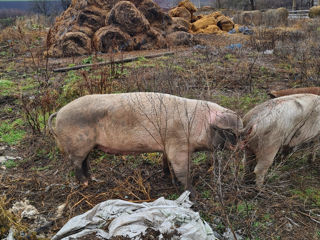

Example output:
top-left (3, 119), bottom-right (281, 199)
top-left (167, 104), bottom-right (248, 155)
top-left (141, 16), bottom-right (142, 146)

top-left (0, 119), bottom-right (26, 145)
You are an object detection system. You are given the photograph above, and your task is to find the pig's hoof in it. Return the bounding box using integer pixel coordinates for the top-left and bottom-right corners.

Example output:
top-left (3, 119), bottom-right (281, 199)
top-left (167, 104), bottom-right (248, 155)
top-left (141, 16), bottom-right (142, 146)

top-left (161, 170), bottom-right (170, 178)
top-left (82, 180), bottom-right (89, 187)
top-left (162, 166), bottom-right (170, 176)
top-left (188, 188), bottom-right (198, 199)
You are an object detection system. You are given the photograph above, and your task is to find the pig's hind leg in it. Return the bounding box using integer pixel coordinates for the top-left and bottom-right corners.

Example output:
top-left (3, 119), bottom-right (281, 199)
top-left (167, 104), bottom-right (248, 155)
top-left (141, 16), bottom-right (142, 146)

top-left (254, 145), bottom-right (279, 187)
top-left (244, 148), bottom-right (257, 185)
top-left (65, 142), bottom-right (95, 185)
top-left (72, 154), bottom-right (91, 185)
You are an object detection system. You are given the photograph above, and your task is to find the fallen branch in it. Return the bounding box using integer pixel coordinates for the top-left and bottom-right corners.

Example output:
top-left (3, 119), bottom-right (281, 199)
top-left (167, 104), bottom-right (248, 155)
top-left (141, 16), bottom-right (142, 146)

top-left (53, 51), bottom-right (174, 72)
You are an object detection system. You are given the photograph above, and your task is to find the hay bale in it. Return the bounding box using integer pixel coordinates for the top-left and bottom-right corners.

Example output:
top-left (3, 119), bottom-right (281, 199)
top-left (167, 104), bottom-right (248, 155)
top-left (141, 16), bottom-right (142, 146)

top-left (191, 14), bottom-right (202, 23)
top-left (46, 7), bottom-right (79, 48)
top-left (167, 31), bottom-right (193, 46)
top-left (178, 0), bottom-right (197, 14)
top-left (208, 11), bottom-right (223, 19)
top-left (133, 29), bottom-right (167, 50)
top-left (172, 17), bottom-right (190, 31)
top-left (309, 6), bottom-right (320, 18)
top-left (197, 25), bottom-right (221, 34)
top-left (233, 10), bottom-right (262, 26)
top-left (263, 8), bottom-right (288, 26)
top-left (169, 23), bottom-right (189, 32)
top-left (168, 7), bottom-right (191, 22)
top-left (77, 6), bottom-right (108, 31)
top-left (61, 32), bottom-right (92, 56)
top-left (138, 0), bottom-right (172, 30)
top-left (191, 15), bottom-right (217, 32)
top-left (71, 0), bottom-right (89, 10)
top-left (71, 25), bottom-right (94, 37)
top-left (93, 25), bottom-right (132, 52)
top-left (107, 1), bottom-right (150, 35)
top-left (233, 24), bottom-right (240, 32)
top-left (88, 0), bottom-right (143, 10)
top-left (47, 0), bottom-right (189, 57)
top-left (216, 15), bottom-right (234, 31)
top-left (275, 7), bottom-right (288, 25)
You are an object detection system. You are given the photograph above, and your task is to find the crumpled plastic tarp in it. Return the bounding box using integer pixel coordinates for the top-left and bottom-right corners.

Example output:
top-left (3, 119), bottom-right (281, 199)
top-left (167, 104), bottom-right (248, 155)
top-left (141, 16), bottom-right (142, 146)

top-left (52, 191), bottom-right (217, 240)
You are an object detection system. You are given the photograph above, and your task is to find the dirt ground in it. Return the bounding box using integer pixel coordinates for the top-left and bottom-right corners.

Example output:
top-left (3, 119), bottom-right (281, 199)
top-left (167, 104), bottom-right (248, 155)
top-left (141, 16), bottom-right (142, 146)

top-left (1, 16), bottom-right (320, 240)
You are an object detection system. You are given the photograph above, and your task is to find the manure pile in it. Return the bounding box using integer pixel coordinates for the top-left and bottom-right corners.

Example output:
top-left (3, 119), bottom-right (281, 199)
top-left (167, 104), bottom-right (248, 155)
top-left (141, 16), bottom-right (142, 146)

top-left (46, 0), bottom-right (236, 57)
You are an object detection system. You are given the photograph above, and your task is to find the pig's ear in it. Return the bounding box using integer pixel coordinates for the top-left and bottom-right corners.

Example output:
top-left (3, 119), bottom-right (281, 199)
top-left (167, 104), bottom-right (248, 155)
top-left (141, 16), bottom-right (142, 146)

top-left (208, 111), bottom-right (229, 129)
top-left (208, 110), bottom-right (217, 124)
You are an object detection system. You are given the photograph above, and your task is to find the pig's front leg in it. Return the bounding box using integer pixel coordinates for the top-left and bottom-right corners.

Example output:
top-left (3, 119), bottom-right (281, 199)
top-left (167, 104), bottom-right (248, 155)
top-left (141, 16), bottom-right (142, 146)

top-left (166, 145), bottom-right (196, 196)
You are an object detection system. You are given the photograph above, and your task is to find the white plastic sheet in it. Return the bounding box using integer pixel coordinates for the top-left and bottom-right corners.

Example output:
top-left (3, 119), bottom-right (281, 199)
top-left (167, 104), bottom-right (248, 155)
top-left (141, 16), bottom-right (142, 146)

top-left (52, 191), bottom-right (217, 240)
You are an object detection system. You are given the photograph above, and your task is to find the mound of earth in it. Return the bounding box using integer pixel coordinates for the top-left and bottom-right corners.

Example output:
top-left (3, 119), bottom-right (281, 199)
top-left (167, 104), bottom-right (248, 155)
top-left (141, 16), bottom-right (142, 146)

top-left (46, 0), bottom-right (193, 57)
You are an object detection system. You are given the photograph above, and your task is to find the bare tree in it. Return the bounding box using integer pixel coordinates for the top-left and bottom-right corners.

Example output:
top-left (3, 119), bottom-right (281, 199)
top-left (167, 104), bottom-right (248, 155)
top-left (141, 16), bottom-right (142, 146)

top-left (217, 0), bottom-right (222, 8)
top-left (61, 0), bottom-right (71, 10)
top-left (292, 0), bottom-right (297, 9)
top-left (249, 0), bottom-right (255, 10)
top-left (32, 0), bottom-right (50, 16)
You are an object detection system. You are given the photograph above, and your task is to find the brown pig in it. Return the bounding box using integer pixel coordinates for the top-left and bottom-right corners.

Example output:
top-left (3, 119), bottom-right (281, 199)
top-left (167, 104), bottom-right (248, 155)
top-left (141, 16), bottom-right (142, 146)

top-left (48, 92), bottom-right (243, 192)
top-left (242, 94), bottom-right (320, 187)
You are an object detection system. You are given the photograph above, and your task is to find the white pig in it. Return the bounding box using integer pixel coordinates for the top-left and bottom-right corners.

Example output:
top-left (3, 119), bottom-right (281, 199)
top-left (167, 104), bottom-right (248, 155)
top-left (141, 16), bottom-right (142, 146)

top-left (242, 94), bottom-right (320, 187)
top-left (48, 92), bottom-right (243, 192)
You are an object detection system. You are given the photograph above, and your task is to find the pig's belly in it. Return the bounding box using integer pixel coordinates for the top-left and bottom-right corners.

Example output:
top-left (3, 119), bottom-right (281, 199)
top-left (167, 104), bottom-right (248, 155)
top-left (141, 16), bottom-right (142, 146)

top-left (97, 145), bottom-right (162, 155)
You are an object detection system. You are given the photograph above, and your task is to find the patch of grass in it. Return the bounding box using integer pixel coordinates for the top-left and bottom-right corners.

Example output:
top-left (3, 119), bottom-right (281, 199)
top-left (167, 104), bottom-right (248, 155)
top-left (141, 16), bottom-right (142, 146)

top-left (201, 190), bottom-right (211, 199)
top-left (224, 53), bottom-right (237, 61)
top-left (31, 165), bottom-right (51, 171)
top-left (5, 62), bottom-right (15, 72)
top-left (0, 79), bottom-right (16, 96)
top-left (141, 153), bottom-right (161, 165)
top-left (291, 188), bottom-right (320, 207)
top-left (125, 57), bottom-right (156, 68)
top-left (1, 106), bottom-right (13, 114)
top-left (200, 211), bottom-right (211, 222)
top-left (236, 201), bottom-right (256, 217)
top-left (218, 90), bottom-right (268, 114)
top-left (0, 119), bottom-right (26, 145)
top-left (193, 152), bottom-right (207, 165)
top-left (0, 51), bottom-right (7, 56)
top-left (166, 193), bottom-right (179, 200)
top-left (60, 70), bottom-right (81, 102)
top-left (4, 159), bottom-right (17, 169)
top-left (20, 77), bottom-right (37, 91)
top-left (82, 55), bottom-right (93, 64)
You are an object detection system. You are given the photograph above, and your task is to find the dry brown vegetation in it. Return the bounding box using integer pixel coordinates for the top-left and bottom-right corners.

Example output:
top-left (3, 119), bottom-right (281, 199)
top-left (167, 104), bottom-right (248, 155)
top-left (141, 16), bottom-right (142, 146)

top-left (0, 12), bottom-right (320, 240)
